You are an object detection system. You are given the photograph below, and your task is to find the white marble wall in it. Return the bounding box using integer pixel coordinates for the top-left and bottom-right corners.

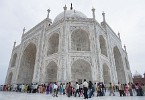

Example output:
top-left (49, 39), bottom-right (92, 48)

top-left (5, 15), bottom-right (132, 85)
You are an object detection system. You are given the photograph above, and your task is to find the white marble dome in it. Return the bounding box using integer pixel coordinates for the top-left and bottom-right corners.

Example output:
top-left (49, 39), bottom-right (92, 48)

top-left (53, 10), bottom-right (87, 24)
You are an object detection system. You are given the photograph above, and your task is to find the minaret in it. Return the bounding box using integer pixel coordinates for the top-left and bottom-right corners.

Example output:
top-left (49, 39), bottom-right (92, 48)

top-left (22, 27), bottom-right (26, 35)
top-left (63, 5), bottom-right (67, 19)
top-left (63, 5), bottom-right (67, 10)
top-left (124, 44), bottom-right (127, 52)
top-left (91, 7), bottom-right (95, 19)
top-left (118, 32), bottom-right (120, 39)
top-left (102, 11), bottom-right (106, 22)
top-left (47, 9), bottom-right (50, 19)
top-left (13, 41), bottom-right (16, 49)
top-left (70, 3), bottom-right (73, 10)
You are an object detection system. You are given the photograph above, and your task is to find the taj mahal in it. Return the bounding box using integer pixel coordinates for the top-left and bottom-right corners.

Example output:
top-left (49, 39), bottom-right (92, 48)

top-left (5, 4), bottom-right (132, 85)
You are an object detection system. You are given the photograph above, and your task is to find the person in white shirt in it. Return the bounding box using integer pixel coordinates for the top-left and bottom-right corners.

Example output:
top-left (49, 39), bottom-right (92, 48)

top-left (53, 82), bottom-right (58, 97)
top-left (75, 82), bottom-right (80, 97)
top-left (83, 79), bottom-right (88, 99)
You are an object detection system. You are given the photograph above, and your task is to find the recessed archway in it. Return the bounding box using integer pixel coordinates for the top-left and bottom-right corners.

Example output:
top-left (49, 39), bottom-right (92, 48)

top-left (71, 29), bottom-right (90, 51)
top-left (103, 63), bottom-right (111, 84)
top-left (71, 59), bottom-right (92, 82)
top-left (18, 43), bottom-right (36, 84)
top-left (99, 35), bottom-right (107, 57)
top-left (47, 33), bottom-right (59, 55)
top-left (45, 61), bottom-right (58, 82)
top-left (7, 72), bottom-right (13, 84)
top-left (113, 46), bottom-right (126, 83)
top-left (11, 53), bottom-right (17, 67)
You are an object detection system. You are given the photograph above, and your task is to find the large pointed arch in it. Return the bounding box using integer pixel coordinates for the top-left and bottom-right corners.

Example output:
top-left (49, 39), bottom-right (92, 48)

top-left (7, 72), bottom-right (13, 84)
top-left (11, 53), bottom-right (17, 67)
top-left (113, 46), bottom-right (126, 83)
top-left (71, 59), bottom-right (92, 82)
top-left (18, 43), bottom-right (37, 84)
top-left (47, 33), bottom-right (59, 55)
top-left (45, 61), bottom-right (58, 82)
top-left (71, 29), bottom-right (90, 51)
top-left (99, 35), bottom-right (107, 57)
top-left (103, 63), bottom-right (111, 84)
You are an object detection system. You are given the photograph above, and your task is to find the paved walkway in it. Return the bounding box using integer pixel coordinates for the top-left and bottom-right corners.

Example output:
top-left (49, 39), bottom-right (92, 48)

top-left (0, 91), bottom-right (145, 100)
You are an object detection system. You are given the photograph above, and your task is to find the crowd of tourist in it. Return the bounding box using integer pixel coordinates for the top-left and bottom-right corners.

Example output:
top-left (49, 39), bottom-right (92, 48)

top-left (0, 79), bottom-right (145, 99)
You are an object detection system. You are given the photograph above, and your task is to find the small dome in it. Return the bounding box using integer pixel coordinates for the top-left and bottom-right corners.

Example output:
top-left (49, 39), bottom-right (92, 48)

top-left (134, 71), bottom-right (142, 77)
top-left (53, 10), bottom-right (87, 24)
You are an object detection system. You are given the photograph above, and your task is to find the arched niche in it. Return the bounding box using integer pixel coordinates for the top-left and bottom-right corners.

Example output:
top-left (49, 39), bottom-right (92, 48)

top-left (18, 43), bottom-right (37, 84)
top-left (103, 63), bottom-right (111, 84)
top-left (47, 33), bottom-right (59, 55)
top-left (113, 46), bottom-right (126, 83)
top-left (45, 61), bottom-right (58, 82)
top-left (11, 53), bottom-right (17, 67)
top-left (71, 59), bottom-right (92, 83)
top-left (99, 35), bottom-right (107, 57)
top-left (7, 72), bottom-right (13, 84)
top-left (71, 29), bottom-right (90, 51)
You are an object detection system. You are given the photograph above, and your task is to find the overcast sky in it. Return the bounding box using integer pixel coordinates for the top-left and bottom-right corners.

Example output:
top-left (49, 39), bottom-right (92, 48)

top-left (0, 0), bottom-right (145, 84)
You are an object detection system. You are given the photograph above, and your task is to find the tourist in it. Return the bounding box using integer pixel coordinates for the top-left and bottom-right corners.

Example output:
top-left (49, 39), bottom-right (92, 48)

top-left (118, 82), bottom-right (122, 96)
top-left (138, 83), bottom-right (143, 96)
top-left (125, 83), bottom-right (129, 96)
top-left (67, 82), bottom-right (72, 97)
top-left (122, 84), bottom-right (126, 96)
top-left (96, 83), bottom-right (101, 96)
top-left (109, 82), bottom-right (115, 96)
top-left (132, 83), bottom-right (136, 95)
top-left (128, 83), bottom-right (133, 96)
top-left (53, 82), bottom-right (58, 97)
top-left (27, 84), bottom-right (31, 93)
top-left (0, 85), bottom-right (3, 91)
top-left (71, 87), bottom-right (75, 96)
top-left (65, 83), bottom-right (68, 95)
top-left (83, 79), bottom-right (88, 99)
top-left (135, 83), bottom-right (139, 96)
top-left (49, 82), bottom-right (52, 94)
top-left (46, 83), bottom-right (50, 94)
top-left (91, 83), bottom-right (95, 97)
top-left (141, 84), bottom-right (145, 95)
top-left (24, 84), bottom-right (27, 92)
top-left (43, 84), bottom-right (46, 93)
top-left (59, 83), bottom-right (63, 95)
top-left (79, 83), bottom-right (83, 97)
top-left (19, 84), bottom-right (22, 92)
top-left (88, 81), bottom-right (93, 98)
top-left (74, 82), bottom-right (80, 97)
top-left (62, 83), bottom-right (66, 95)
top-left (120, 84), bottom-right (125, 96)
top-left (101, 83), bottom-right (105, 96)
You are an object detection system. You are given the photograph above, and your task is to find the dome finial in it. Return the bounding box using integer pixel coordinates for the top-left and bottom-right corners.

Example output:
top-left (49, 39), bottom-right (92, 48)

top-left (118, 32), bottom-right (120, 39)
top-left (47, 9), bottom-right (51, 18)
top-left (124, 44), bottom-right (126, 52)
top-left (13, 41), bottom-right (16, 49)
top-left (23, 27), bottom-right (26, 35)
top-left (102, 11), bottom-right (106, 22)
top-left (91, 7), bottom-right (95, 19)
top-left (70, 3), bottom-right (73, 10)
top-left (63, 5), bottom-right (67, 10)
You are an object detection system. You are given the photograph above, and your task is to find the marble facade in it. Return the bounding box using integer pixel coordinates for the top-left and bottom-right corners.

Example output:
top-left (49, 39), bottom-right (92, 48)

top-left (5, 5), bottom-right (132, 85)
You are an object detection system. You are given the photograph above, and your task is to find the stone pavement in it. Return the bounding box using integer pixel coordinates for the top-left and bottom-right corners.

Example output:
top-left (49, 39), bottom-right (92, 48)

top-left (0, 91), bottom-right (145, 100)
